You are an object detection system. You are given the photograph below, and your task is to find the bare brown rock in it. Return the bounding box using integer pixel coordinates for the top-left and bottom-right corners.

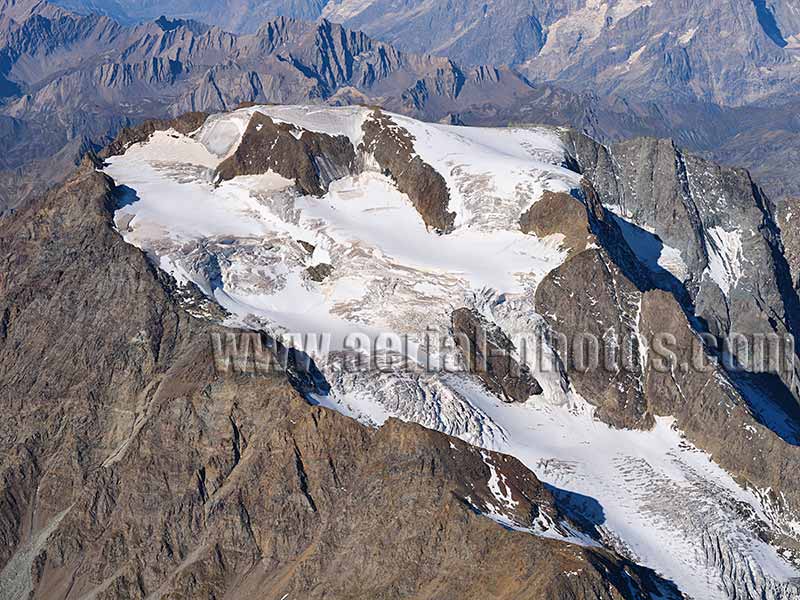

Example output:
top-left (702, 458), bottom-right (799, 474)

top-left (306, 262), bottom-right (333, 282)
top-left (214, 112), bottom-right (356, 196)
top-left (535, 247), bottom-right (652, 430)
top-left (360, 109), bottom-right (455, 233)
top-left (452, 307), bottom-right (543, 403)
top-left (520, 190), bottom-right (593, 256)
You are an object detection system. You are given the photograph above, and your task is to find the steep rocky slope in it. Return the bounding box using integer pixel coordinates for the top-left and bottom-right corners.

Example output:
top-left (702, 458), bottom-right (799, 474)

top-left (0, 148), bottom-right (676, 598)
top-left (96, 104), bottom-right (800, 599)
top-left (564, 132), bottom-right (800, 416)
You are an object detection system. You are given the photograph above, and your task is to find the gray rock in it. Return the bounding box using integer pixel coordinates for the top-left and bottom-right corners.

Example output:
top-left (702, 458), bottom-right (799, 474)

top-left (565, 131), bottom-right (800, 407)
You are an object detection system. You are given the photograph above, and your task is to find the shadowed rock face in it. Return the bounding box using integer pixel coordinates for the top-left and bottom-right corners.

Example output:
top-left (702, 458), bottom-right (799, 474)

top-left (0, 158), bottom-right (679, 599)
top-left (565, 131), bottom-right (800, 407)
top-left (779, 198), bottom-right (800, 290)
top-left (214, 112), bottom-right (356, 195)
top-left (523, 142), bottom-right (800, 525)
top-left (524, 181), bottom-right (657, 429)
top-left (452, 308), bottom-right (543, 403)
top-left (360, 109), bottom-right (455, 232)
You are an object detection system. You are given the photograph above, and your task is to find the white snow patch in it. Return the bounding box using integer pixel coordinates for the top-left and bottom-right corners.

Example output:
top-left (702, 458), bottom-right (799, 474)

top-left (704, 226), bottom-right (744, 295)
top-left (105, 118), bottom-right (568, 351)
top-left (445, 381), bottom-right (800, 600)
top-left (604, 205), bottom-right (689, 281)
top-left (390, 115), bottom-right (581, 230)
top-left (678, 26), bottom-right (698, 45)
top-left (627, 44), bottom-right (647, 64)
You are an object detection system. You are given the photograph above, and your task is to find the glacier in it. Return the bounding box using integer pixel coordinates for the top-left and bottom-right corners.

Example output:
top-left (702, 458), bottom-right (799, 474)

top-left (103, 105), bottom-right (800, 600)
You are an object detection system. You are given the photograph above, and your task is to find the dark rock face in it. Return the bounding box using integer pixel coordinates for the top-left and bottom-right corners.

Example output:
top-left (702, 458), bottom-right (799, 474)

top-left (532, 212), bottom-right (800, 547)
top-left (565, 131), bottom-right (800, 404)
top-left (535, 247), bottom-right (652, 430)
top-left (360, 109), bottom-right (455, 232)
top-left (779, 198), bottom-right (800, 290)
top-left (452, 308), bottom-right (542, 403)
top-left (306, 262), bottom-right (333, 282)
top-left (523, 181), bottom-right (658, 429)
top-left (528, 137), bottom-right (800, 529)
top-left (214, 112), bottom-right (356, 195)
top-left (0, 160), bottom-right (677, 600)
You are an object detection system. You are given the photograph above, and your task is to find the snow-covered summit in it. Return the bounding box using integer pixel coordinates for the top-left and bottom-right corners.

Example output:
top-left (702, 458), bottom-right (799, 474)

top-left (104, 105), bottom-right (800, 600)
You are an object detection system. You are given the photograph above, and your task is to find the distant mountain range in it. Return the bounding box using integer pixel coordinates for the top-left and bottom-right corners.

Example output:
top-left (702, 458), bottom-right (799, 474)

top-left (48, 0), bottom-right (800, 105)
top-left (2, 0), bottom-right (800, 211)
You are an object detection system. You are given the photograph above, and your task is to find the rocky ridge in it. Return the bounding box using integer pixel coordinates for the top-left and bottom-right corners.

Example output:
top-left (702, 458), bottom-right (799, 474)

top-left (359, 109), bottom-right (455, 232)
top-left (214, 112), bottom-right (357, 195)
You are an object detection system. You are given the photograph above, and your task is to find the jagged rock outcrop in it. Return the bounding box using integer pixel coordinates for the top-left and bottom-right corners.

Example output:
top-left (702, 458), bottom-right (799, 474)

top-left (214, 112), bottom-right (356, 195)
top-left (524, 182), bottom-right (655, 429)
top-left (520, 160), bottom-right (800, 550)
top-left (564, 131), bottom-right (800, 404)
top-left (452, 308), bottom-right (543, 403)
top-left (54, 0), bottom-right (800, 109)
top-left (360, 109), bottom-right (455, 232)
top-left (0, 157), bottom-right (679, 599)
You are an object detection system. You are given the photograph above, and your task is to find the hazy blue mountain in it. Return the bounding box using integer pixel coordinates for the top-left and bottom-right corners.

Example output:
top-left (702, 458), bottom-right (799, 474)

top-left (48, 0), bottom-right (800, 106)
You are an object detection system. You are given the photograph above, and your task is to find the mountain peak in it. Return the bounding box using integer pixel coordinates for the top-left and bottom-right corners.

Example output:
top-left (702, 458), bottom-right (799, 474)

top-left (151, 14), bottom-right (210, 34)
top-left (154, 15), bottom-right (182, 31)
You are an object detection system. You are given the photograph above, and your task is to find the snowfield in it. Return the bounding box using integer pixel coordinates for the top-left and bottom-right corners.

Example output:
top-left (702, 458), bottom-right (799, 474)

top-left (104, 105), bottom-right (800, 600)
